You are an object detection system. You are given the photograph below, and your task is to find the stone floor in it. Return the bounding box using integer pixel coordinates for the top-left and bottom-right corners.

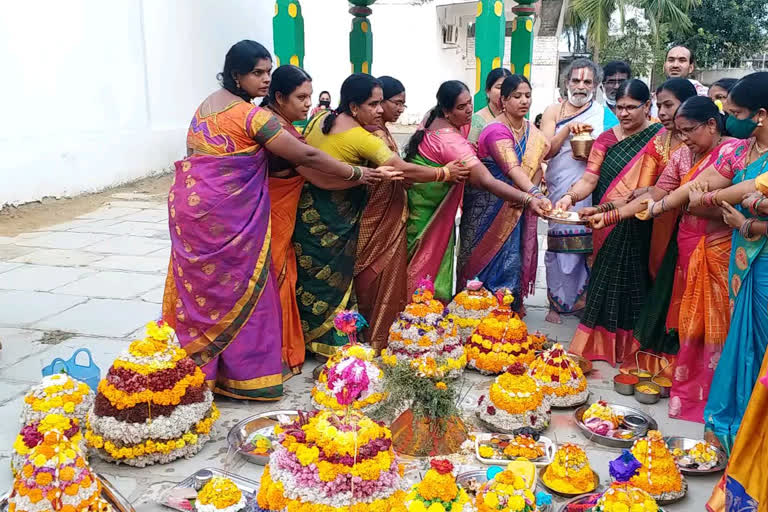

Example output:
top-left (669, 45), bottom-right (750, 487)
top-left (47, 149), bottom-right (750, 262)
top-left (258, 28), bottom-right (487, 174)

top-left (0, 191), bottom-right (718, 511)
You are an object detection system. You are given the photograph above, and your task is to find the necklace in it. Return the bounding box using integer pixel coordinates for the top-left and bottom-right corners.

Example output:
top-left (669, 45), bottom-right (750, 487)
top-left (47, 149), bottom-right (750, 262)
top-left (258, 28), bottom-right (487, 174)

top-left (558, 101), bottom-right (589, 124)
top-left (504, 113), bottom-right (526, 138)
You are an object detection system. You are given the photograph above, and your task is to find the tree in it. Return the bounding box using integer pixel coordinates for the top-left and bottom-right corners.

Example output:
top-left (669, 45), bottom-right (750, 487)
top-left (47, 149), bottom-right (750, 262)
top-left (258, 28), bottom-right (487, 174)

top-left (601, 18), bottom-right (654, 77)
top-left (669, 0), bottom-right (768, 68)
top-left (567, 0), bottom-right (627, 62)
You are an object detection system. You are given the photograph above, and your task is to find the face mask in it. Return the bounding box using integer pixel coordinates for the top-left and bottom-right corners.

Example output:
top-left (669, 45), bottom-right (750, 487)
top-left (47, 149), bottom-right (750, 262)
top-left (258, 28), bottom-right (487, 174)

top-left (726, 111), bottom-right (759, 139)
top-left (319, 100), bottom-right (331, 108)
top-left (568, 89), bottom-right (593, 108)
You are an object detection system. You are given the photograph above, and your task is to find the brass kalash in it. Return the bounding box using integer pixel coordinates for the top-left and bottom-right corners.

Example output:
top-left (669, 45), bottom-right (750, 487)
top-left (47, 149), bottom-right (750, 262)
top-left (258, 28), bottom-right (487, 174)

top-left (570, 128), bottom-right (594, 161)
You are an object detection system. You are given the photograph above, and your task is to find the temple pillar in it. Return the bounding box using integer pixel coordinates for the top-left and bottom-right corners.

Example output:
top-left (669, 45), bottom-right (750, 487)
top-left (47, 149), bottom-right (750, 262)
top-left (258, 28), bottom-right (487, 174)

top-left (474, 0), bottom-right (506, 111)
top-left (349, 0), bottom-right (376, 74)
top-left (509, 0), bottom-right (538, 80)
top-left (273, 0), bottom-right (305, 68)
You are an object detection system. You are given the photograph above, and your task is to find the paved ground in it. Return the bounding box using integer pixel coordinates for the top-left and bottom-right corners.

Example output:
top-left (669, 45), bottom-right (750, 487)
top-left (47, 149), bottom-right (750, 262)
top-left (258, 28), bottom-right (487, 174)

top-left (0, 190), bottom-right (718, 510)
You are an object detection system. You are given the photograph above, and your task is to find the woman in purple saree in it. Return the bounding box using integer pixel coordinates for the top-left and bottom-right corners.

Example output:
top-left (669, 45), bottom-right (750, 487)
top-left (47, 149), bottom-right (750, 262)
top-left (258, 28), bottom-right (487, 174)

top-left (458, 75), bottom-right (550, 305)
top-left (162, 41), bottom-right (386, 400)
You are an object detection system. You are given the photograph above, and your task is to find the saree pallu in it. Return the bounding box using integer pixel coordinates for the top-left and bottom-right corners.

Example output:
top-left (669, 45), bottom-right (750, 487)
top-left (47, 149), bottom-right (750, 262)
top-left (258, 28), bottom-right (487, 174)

top-left (458, 121), bottom-right (547, 305)
top-left (406, 154), bottom-right (463, 301)
top-left (707, 347), bottom-right (768, 512)
top-left (294, 185), bottom-right (368, 357)
top-left (269, 174), bottom-right (306, 374)
top-left (570, 124), bottom-right (663, 366)
top-left (354, 179), bottom-right (409, 351)
top-left (458, 156), bottom-right (525, 305)
top-left (162, 151), bottom-right (284, 400)
top-left (669, 225), bottom-right (731, 422)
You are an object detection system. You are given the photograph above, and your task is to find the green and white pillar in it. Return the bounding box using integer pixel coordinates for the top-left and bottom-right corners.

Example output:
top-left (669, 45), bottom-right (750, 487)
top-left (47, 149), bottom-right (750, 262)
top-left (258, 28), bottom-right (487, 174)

top-left (349, 0), bottom-right (376, 74)
top-left (474, 0), bottom-right (506, 111)
top-left (509, 0), bottom-right (537, 80)
top-left (273, 0), bottom-right (305, 68)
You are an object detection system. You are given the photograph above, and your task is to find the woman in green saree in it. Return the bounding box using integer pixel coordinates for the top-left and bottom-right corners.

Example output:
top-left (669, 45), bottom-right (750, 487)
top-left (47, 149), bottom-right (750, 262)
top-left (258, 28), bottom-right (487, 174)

top-left (296, 74), bottom-right (470, 358)
top-left (404, 80), bottom-right (551, 302)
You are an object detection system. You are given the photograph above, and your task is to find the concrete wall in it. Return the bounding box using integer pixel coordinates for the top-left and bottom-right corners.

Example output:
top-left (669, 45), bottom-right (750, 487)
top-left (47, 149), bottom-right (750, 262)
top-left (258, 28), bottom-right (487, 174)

top-left (0, 0), bottom-right (273, 207)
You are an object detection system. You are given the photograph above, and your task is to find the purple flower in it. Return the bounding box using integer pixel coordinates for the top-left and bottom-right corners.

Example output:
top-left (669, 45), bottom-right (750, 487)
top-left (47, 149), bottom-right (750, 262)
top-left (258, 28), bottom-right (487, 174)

top-left (609, 450), bottom-right (642, 482)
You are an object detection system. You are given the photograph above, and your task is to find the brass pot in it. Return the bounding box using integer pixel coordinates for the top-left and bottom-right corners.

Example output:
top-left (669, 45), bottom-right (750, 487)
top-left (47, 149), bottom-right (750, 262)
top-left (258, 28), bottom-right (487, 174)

top-left (571, 137), bottom-right (594, 161)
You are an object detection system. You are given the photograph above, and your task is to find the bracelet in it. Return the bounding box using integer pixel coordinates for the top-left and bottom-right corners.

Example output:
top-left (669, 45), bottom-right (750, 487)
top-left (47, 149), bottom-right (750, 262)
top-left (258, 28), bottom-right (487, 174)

top-left (740, 218), bottom-right (757, 239)
top-left (565, 191), bottom-right (580, 204)
top-left (352, 166), bottom-right (363, 181)
top-left (434, 167), bottom-right (444, 182)
top-left (604, 208), bottom-right (621, 225)
top-left (756, 197), bottom-right (766, 215)
top-left (597, 202), bottom-right (616, 213)
top-left (702, 191), bottom-right (717, 207)
top-left (443, 166), bottom-right (451, 181)
top-left (750, 196), bottom-right (763, 216)
top-left (345, 165), bottom-right (356, 181)
top-left (660, 197), bottom-right (668, 213)
top-left (522, 194), bottom-right (533, 210)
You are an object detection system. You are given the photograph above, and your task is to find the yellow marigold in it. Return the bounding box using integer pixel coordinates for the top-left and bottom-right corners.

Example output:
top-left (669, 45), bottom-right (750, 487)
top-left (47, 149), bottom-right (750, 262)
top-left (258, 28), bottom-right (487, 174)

top-left (98, 368), bottom-right (205, 409)
top-left (435, 381), bottom-right (447, 390)
top-left (145, 320), bottom-right (175, 342)
top-left (198, 477), bottom-right (242, 509)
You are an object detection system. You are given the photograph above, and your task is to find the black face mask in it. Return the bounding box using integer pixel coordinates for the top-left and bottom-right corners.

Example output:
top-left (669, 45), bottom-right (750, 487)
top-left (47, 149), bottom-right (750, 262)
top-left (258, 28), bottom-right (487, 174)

top-left (319, 100), bottom-right (331, 108)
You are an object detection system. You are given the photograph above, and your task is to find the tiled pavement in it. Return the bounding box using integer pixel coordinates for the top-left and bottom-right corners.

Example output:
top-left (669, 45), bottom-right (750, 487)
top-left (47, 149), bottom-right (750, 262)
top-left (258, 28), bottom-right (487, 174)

top-left (0, 192), bottom-right (717, 510)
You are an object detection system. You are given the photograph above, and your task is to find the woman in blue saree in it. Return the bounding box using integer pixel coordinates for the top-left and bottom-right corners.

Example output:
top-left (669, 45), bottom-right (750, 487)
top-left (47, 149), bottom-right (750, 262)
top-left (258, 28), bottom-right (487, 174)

top-left (458, 75), bottom-right (550, 306)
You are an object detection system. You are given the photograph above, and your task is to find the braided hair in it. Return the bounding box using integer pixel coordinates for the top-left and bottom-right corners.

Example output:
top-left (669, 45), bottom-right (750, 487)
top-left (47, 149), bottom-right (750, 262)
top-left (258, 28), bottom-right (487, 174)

top-left (322, 73), bottom-right (383, 135)
top-left (404, 80), bottom-right (470, 161)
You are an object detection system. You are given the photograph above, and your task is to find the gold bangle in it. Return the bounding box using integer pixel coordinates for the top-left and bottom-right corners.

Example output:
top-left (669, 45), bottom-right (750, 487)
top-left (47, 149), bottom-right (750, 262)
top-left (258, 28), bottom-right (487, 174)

top-left (443, 166), bottom-right (451, 181)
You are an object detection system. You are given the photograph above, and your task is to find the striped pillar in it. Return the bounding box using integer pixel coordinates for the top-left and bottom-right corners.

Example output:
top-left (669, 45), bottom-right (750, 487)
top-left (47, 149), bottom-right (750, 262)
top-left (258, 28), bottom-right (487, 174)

top-left (349, 0), bottom-right (376, 74)
top-left (273, 0), bottom-right (305, 68)
top-left (509, 0), bottom-right (537, 80)
top-left (474, 0), bottom-right (506, 111)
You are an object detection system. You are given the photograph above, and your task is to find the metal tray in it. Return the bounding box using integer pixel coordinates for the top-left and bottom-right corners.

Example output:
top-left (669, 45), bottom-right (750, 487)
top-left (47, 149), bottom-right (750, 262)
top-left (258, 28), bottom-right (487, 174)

top-left (1, 473), bottom-right (135, 512)
top-left (162, 468), bottom-right (259, 512)
top-left (474, 433), bottom-right (556, 466)
top-left (664, 436), bottom-right (727, 474)
top-left (475, 410), bottom-right (551, 435)
top-left (227, 409), bottom-right (299, 465)
top-left (656, 477), bottom-right (689, 505)
top-left (539, 466), bottom-right (600, 499)
top-left (543, 210), bottom-right (589, 225)
top-left (574, 403), bottom-right (658, 448)
top-left (550, 391), bottom-right (592, 410)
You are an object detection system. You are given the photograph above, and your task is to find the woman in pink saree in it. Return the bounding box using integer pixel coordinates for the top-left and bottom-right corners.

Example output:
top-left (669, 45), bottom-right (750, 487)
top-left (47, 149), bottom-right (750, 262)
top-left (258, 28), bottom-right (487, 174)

top-left (404, 80), bottom-right (550, 302)
top-left (162, 41), bottom-right (387, 400)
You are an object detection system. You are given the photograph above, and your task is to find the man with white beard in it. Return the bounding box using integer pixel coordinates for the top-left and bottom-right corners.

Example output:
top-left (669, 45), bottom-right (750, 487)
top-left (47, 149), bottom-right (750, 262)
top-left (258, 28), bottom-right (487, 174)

top-left (540, 58), bottom-right (618, 324)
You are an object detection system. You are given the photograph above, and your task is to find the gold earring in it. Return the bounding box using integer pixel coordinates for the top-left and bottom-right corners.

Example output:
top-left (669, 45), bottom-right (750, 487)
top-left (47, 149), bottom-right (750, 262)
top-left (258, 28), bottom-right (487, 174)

top-left (759, 119), bottom-right (765, 128)
top-left (235, 79), bottom-right (241, 89)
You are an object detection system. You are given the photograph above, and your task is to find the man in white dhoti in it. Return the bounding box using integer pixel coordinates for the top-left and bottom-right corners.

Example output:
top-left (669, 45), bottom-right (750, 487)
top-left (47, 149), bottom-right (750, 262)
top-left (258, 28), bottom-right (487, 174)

top-left (540, 59), bottom-right (619, 324)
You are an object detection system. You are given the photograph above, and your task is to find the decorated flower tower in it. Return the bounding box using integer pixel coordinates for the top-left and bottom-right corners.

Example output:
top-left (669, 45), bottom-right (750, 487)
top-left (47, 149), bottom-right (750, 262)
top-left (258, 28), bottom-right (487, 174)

top-left (446, 278), bottom-right (496, 342)
top-left (587, 451), bottom-right (661, 512)
top-left (528, 343), bottom-right (589, 407)
top-left (12, 414), bottom-right (85, 476)
top-left (405, 459), bottom-right (471, 512)
top-left (466, 289), bottom-right (536, 374)
top-left (629, 431), bottom-right (686, 502)
top-left (382, 277), bottom-right (466, 379)
top-left (85, 321), bottom-right (219, 467)
top-left (541, 444), bottom-right (598, 495)
top-left (8, 430), bottom-right (112, 512)
top-left (256, 319), bottom-right (408, 512)
top-left (477, 362), bottom-right (551, 432)
top-left (312, 312), bottom-right (387, 413)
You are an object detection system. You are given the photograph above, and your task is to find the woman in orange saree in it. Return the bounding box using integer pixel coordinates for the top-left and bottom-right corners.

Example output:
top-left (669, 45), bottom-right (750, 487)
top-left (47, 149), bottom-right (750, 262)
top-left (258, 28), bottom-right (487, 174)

top-left (162, 42), bottom-right (387, 400)
top-left (357, 76), bottom-right (409, 351)
top-left (555, 80), bottom-right (663, 366)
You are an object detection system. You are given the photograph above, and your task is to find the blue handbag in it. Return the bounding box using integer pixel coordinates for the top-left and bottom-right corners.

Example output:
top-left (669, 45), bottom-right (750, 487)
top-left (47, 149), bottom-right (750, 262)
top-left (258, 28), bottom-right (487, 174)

top-left (41, 348), bottom-right (101, 392)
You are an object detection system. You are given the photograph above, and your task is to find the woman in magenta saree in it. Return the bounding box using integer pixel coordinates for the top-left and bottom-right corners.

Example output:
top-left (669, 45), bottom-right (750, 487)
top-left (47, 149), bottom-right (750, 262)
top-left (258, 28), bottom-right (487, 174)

top-left (162, 41), bottom-right (381, 400)
top-left (458, 76), bottom-right (549, 304)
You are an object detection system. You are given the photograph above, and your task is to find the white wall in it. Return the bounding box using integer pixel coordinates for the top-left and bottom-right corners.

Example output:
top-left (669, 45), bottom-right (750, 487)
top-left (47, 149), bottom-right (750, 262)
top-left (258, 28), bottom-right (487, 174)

top-left (0, 0), bottom-right (274, 207)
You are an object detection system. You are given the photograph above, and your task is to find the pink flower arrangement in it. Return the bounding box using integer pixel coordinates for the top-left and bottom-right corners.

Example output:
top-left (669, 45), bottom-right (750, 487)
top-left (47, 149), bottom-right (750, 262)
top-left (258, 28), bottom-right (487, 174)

top-left (333, 310), bottom-right (368, 344)
top-left (326, 358), bottom-right (371, 406)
